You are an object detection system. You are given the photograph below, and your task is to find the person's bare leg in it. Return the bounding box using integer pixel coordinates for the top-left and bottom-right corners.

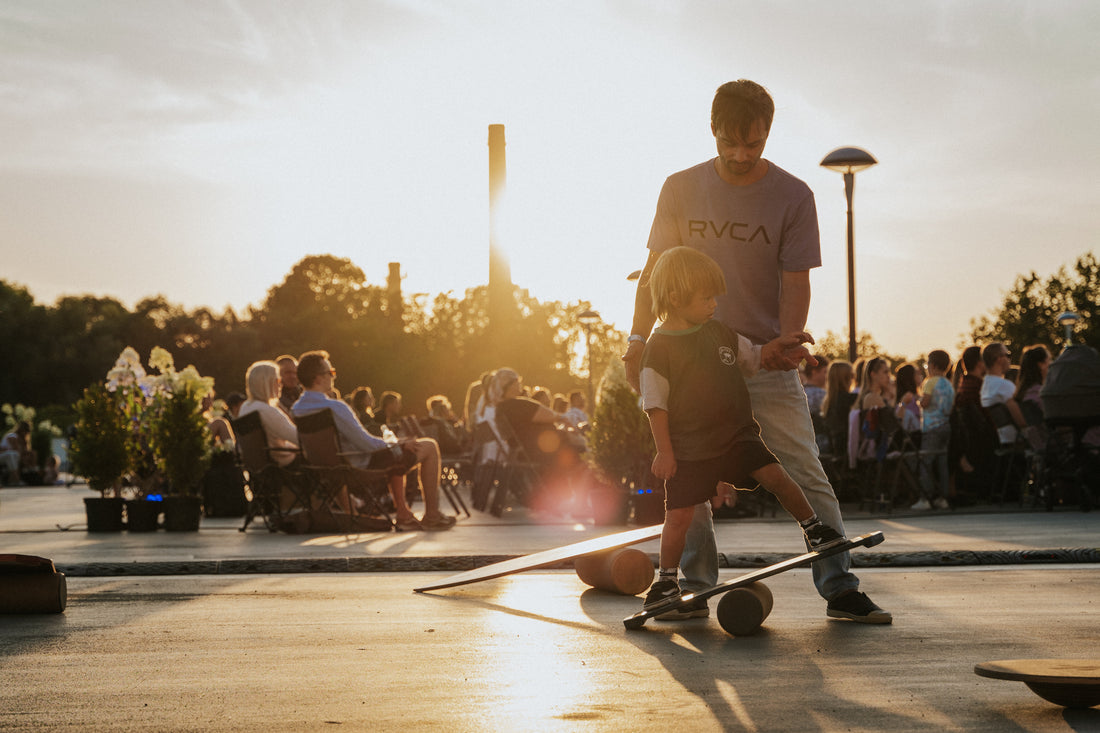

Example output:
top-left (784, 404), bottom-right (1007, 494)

top-left (752, 463), bottom-right (814, 522)
top-left (659, 505), bottom-right (696, 569)
top-left (413, 438), bottom-right (444, 518)
top-left (388, 475), bottom-right (416, 523)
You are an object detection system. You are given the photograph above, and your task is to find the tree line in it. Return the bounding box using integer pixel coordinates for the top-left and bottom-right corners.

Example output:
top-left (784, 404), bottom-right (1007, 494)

top-left (0, 254), bottom-right (625, 425)
top-left (2, 251), bottom-right (1096, 426)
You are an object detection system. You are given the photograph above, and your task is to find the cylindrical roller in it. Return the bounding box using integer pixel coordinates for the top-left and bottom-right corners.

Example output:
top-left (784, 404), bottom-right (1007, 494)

top-left (0, 573), bottom-right (67, 614)
top-left (574, 547), bottom-right (654, 596)
top-left (716, 581), bottom-right (772, 636)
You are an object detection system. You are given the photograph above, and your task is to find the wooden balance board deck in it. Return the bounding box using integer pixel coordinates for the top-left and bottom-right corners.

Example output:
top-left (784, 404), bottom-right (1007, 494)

top-left (975, 659), bottom-right (1100, 708)
top-left (623, 531), bottom-right (885, 630)
top-left (413, 524), bottom-right (663, 593)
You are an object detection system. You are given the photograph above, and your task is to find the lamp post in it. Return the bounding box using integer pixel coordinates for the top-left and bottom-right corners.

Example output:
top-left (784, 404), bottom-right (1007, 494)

top-left (820, 147), bottom-right (877, 363)
top-left (577, 309), bottom-right (601, 409)
top-left (1057, 311), bottom-right (1080, 348)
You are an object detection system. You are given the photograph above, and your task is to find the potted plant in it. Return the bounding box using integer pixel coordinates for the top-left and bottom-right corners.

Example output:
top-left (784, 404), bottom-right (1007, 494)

top-left (586, 360), bottom-right (658, 526)
top-left (145, 348), bottom-right (213, 531)
top-left (69, 384), bottom-right (129, 531)
top-left (106, 347), bottom-right (165, 532)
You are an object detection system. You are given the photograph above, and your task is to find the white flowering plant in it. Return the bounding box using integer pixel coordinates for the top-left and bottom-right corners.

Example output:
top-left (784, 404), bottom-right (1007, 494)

top-left (143, 347), bottom-right (215, 496)
top-left (72, 346), bottom-right (217, 497)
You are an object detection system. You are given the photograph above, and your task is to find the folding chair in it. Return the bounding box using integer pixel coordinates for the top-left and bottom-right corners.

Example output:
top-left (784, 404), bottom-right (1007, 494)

top-left (231, 411), bottom-right (306, 532)
top-left (489, 412), bottom-right (541, 517)
top-left (880, 413), bottom-right (924, 506)
top-left (818, 424), bottom-right (859, 503)
top-left (984, 402), bottom-right (1030, 504)
top-left (294, 409), bottom-right (395, 532)
top-left (1039, 416), bottom-right (1098, 511)
top-left (468, 419), bottom-right (504, 512)
top-left (854, 407), bottom-right (917, 512)
top-left (399, 415), bottom-right (470, 518)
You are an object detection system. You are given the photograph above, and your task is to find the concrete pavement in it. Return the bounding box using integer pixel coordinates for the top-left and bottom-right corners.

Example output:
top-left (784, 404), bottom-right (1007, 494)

top-left (3, 484), bottom-right (1100, 731)
top-left (1, 485), bottom-right (1098, 575)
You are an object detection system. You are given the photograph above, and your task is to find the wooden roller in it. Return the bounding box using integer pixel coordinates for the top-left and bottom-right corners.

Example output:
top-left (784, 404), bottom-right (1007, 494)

top-left (716, 581), bottom-right (772, 636)
top-left (0, 554), bottom-right (67, 614)
top-left (574, 547), bottom-right (655, 596)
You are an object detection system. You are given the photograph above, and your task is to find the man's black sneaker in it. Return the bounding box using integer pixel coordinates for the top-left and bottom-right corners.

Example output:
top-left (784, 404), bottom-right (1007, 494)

top-left (642, 579), bottom-right (681, 611)
top-left (827, 590), bottom-right (892, 624)
top-left (803, 521), bottom-right (847, 552)
top-left (656, 596), bottom-right (709, 621)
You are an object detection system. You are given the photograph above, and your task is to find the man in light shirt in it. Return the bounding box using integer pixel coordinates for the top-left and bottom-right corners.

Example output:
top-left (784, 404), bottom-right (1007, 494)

top-left (292, 350), bottom-right (454, 531)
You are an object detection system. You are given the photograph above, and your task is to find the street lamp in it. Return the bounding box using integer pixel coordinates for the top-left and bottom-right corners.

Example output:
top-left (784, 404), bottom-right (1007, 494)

top-left (1057, 311), bottom-right (1080, 347)
top-left (577, 309), bottom-right (601, 409)
top-left (820, 146), bottom-right (877, 363)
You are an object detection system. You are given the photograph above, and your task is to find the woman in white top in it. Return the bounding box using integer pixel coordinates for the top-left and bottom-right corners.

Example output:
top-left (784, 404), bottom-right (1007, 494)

top-left (239, 360), bottom-right (300, 466)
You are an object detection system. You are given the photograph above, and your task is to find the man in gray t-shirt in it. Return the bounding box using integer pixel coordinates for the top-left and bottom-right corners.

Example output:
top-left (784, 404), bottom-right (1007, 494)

top-left (624, 79), bottom-right (891, 624)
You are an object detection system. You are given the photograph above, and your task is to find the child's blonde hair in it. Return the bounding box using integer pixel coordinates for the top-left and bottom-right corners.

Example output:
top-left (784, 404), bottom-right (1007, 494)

top-left (649, 246), bottom-right (727, 321)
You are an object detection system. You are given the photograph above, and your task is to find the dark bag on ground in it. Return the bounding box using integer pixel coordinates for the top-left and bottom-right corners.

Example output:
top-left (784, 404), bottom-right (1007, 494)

top-left (202, 452), bottom-right (248, 517)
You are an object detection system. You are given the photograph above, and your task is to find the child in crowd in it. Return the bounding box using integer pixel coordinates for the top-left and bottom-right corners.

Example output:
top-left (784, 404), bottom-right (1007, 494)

top-left (638, 247), bottom-right (846, 613)
top-left (913, 349), bottom-right (955, 510)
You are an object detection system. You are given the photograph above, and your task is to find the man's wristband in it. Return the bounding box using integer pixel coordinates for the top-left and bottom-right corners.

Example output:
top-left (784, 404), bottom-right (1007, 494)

top-left (627, 334), bottom-right (647, 346)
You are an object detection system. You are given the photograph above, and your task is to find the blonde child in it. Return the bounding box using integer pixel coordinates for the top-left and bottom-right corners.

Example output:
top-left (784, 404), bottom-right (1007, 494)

top-left (639, 247), bottom-right (845, 613)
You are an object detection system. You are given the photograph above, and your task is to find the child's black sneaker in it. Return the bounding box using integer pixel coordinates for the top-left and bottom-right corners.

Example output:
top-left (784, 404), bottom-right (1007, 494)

top-left (642, 579), bottom-right (681, 611)
top-left (803, 521), bottom-right (847, 552)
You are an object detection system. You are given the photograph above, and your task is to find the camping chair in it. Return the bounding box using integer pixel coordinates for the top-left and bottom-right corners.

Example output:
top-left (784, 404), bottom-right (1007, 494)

top-left (887, 421), bottom-right (923, 505)
top-left (854, 407), bottom-right (916, 512)
top-left (1039, 416), bottom-right (1098, 511)
top-left (231, 411), bottom-right (307, 532)
top-left (818, 423), bottom-right (859, 503)
top-left (294, 409), bottom-right (395, 532)
top-left (984, 402), bottom-right (1031, 505)
top-left (488, 412), bottom-right (541, 517)
top-left (468, 419), bottom-right (504, 512)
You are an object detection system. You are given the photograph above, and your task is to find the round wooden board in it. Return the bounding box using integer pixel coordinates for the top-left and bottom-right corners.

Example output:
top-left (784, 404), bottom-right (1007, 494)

top-left (975, 659), bottom-right (1100, 708)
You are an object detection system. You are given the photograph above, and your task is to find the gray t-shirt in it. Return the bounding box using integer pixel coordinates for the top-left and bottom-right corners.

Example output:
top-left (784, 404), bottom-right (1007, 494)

top-left (646, 159), bottom-right (821, 344)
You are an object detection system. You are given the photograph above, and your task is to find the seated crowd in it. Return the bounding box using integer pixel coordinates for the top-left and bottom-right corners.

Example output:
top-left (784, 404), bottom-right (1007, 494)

top-left (226, 353), bottom-right (597, 528)
top-left (238, 351), bottom-right (457, 532)
top-left (802, 342), bottom-right (1097, 510)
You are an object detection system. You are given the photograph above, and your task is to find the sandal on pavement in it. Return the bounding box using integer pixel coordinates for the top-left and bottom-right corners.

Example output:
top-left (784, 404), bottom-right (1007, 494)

top-left (395, 516), bottom-right (423, 532)
top-left (420, 514), bottom-right (456, 531)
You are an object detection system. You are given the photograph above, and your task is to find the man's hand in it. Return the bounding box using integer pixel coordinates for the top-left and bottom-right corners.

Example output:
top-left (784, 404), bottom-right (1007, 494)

top-left (651, 450), bottom-right (677, 480)
top-left (623, 340), bottom-right (645, 392)
top-left (760, 331), bottom-right (816, 371)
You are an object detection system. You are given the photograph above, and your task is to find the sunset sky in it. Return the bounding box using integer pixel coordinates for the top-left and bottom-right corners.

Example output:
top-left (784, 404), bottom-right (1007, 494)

top-left (2, 1), bottom-right (1097, 359)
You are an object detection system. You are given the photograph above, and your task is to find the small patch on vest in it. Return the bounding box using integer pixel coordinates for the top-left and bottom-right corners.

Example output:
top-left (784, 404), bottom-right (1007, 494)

top-left (718, 346), bottom-right (736, 366)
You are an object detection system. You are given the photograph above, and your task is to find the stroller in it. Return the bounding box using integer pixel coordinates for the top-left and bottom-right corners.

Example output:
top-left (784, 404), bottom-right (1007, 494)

top-left (1036, 344), bottom-right (1100, 511)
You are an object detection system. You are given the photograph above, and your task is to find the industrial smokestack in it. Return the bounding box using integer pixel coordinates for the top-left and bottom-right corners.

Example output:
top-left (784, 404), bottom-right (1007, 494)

top-left (488, 124), bottom-right (512, 323)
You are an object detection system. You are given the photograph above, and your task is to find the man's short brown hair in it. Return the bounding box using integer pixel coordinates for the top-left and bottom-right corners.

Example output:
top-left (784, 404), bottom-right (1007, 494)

top-left (711, 79), bottom-right (775, 140)
top-left (297, 350), bottom-right (331, 389)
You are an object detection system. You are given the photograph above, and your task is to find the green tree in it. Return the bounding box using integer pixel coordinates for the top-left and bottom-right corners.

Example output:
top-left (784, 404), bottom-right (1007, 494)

top-left (0, 281), bottom-right (49, 405)
top-left (970, 252), bottom-right (1099, 352)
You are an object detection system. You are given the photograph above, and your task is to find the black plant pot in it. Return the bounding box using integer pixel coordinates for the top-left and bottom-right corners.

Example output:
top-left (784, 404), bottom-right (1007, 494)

top-left (125, 499), bottom-right (161, 532)
top-left (162, 495), bottom-right (202, 532)
top-left (84, 497), bottom-right (125, 533)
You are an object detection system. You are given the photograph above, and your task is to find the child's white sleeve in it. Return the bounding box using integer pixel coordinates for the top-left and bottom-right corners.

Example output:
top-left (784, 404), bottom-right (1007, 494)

top-left (739, 334), bottom-right (763, 378)
top-left (640, 366), bottom-right (669, 412)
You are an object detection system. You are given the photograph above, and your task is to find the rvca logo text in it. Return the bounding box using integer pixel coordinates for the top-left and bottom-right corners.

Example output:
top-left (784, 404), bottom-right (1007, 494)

top-left (688, 220), bottom-right (771, 244)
